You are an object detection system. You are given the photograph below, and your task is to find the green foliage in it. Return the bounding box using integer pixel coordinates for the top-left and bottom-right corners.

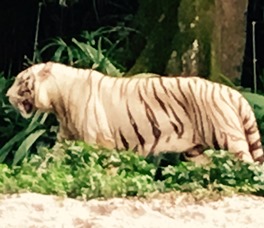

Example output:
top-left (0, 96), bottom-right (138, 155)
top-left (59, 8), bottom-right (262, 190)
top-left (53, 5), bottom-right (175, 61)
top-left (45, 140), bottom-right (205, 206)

top-left (38, 27), bottom-right (137, 76)
top-left (0, 141), bottom-right (157, 199)
top-left (1, 142), bottom-right (264, 199)
top-left (163, 150), bottom-right (264, 194)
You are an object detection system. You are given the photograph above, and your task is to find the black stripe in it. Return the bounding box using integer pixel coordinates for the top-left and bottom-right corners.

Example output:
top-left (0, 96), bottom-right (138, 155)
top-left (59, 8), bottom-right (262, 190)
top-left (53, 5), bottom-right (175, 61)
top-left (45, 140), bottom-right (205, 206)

top-left (175, 78), bottom-right (196, 141)
top-left (188, 81), bottom-right (205, 143)
top-left (203, 82), bottom-right (223, 144)
top-left (138, 90), bottom-right (159, 126)
top-left (245, 124), bottom-right (258, 134)
top-left (198, 81), bottom-right (211, 145)
top-left (126, 102), bottom-right (145, 148)
top-left (138, 89), bottom-right (161, 153)
top-left (132, 144), bottom-right (139, 152)
top-left (243, 116), bottom-right (250, 125)
top-left (169, 90), bottom-right (192, 121)
top-left (188, 80), bottom-right (206, 140)
top-left (152, 81), bottom-right (169, 115)
top-left (158, 77), bottom-right (169, 95)
top-left (123, 78), bottom-right (140, 97)
top-left (212, 125), bottom-right (220, 150)
top-left (168, 104), bottom-right (184, 138)
top-left (119, 129), bottom-right (129, 150)
top-left (249, 139), bottom-right (262, 152)
top-left (211, 85), bottom-right (234, 129)
top-left (149, 123), bottom-right (161, 153)
top-left (238, 96), bottom-right (243, 117)
top-left (184, 145), bottom-right (204, 157)
top-left (255, 156), bottom-right (264, 164)
top-left (170, 121), bottom-right (180, 136)
top-left (175, 78), bottom-right (190, 106)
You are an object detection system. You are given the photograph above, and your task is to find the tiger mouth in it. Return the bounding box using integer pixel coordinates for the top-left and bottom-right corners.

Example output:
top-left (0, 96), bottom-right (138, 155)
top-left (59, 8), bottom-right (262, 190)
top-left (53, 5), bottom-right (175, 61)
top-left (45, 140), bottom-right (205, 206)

top-left (22, 99), bottom-right (33, 114)
top-left (7, 95), bottom-right (35, 118)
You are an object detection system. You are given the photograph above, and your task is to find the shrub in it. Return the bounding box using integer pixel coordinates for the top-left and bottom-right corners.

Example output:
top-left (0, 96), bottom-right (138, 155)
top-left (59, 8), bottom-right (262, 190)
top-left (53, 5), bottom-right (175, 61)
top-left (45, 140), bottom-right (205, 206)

top-left (1, 142), bottom-right (264, 199)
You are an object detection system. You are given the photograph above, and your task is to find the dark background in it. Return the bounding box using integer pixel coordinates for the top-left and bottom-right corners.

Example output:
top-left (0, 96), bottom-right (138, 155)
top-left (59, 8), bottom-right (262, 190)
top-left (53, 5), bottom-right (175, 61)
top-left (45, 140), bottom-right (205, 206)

top-left (241, 0), bottom-right (264, 90)
top-left (1, 0), bottom-right (264, 92)
top-left (0, 0), bottom-right (138, 76)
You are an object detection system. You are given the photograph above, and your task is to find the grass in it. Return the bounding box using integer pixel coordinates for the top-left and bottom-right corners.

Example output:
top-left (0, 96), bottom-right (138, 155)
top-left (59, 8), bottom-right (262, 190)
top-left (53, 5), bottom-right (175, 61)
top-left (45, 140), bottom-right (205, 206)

top-left (1, 141), bottom-right (264, 200)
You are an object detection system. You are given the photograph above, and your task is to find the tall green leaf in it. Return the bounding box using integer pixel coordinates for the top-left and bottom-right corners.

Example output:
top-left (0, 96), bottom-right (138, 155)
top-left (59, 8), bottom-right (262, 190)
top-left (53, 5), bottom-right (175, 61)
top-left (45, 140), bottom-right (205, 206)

top-left (12, 129), bottom-right (46, 166)
top-left (72, 38), bottom-right (123, 76)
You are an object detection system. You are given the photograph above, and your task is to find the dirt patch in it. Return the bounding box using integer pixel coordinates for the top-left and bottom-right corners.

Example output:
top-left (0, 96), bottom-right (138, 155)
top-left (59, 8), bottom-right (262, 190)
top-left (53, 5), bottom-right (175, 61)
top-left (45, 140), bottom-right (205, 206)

top-left (0, 192), bottom-right (263, 227)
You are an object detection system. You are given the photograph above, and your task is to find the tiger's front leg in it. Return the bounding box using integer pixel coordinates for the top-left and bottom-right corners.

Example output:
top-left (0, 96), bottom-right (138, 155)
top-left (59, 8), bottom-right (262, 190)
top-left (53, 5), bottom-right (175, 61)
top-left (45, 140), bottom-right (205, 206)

top-left (217, 131), bottom-right (257, 163)
top-left (57, 124), bottom-right (77, 141)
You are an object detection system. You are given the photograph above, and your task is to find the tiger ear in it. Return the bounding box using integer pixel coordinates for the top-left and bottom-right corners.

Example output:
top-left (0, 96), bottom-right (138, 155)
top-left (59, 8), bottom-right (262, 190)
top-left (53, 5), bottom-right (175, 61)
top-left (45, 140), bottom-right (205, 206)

top-left (37, 62), bottom-right (53, 81)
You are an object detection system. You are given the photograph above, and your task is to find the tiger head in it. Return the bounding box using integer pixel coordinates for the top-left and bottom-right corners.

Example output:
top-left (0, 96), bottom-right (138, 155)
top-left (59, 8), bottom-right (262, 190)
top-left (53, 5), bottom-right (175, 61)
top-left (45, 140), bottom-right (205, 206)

top-left (6, 62), bottom-right (54, 118)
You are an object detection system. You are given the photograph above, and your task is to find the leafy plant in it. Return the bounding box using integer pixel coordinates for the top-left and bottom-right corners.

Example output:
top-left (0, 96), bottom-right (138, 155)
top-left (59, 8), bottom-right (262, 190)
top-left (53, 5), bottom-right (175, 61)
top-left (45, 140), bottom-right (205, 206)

top-left (38, 26), bottom-right (137, 76)
top-left (1, 142), bottom-right (264, 199)
top-left (1, 141), bottom-right (158, 199)
top-left (162, 149), bottom-right (264, 194)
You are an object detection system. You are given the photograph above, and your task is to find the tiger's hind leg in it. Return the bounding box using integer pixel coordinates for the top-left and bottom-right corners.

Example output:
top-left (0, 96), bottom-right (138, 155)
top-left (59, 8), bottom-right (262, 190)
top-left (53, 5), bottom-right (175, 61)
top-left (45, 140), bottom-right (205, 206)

top-left (224, 140), bottom-right (254, 163)
top-left (182, 145), bottom-right (210, 165)
top-left (215, 129), bottom-right (258, 163)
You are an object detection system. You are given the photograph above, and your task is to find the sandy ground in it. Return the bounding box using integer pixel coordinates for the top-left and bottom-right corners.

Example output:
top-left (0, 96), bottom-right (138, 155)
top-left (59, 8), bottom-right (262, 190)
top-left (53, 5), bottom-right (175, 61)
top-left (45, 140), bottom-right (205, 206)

top-left (0, 192), bottom-right (264, 228)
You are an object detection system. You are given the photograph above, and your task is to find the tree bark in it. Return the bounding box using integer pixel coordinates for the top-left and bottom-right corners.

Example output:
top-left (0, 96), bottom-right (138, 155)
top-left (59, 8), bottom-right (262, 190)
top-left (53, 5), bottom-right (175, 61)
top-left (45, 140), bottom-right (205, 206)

top-left (211, 0), bottom-right (247, 82)
top-left (127, 0), bottom-right (181, 75)
top-left (128, 0), bottom-right (247, 82)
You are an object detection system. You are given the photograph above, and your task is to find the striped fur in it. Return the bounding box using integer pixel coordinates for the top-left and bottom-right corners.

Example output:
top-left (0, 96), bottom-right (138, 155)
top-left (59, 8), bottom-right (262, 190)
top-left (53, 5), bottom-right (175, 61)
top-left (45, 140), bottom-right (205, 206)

top-left (6, 62), bottom-right (264, 164)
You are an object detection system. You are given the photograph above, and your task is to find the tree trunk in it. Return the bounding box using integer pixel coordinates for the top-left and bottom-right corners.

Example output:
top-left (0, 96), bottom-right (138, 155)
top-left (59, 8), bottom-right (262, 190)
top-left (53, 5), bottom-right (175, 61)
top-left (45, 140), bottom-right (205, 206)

top-left (127, 0), bottom-right (181, 75)
top-left (128, 0), bottom-right (247, 82)
top-left (210, 0), bottom-right (248, 82)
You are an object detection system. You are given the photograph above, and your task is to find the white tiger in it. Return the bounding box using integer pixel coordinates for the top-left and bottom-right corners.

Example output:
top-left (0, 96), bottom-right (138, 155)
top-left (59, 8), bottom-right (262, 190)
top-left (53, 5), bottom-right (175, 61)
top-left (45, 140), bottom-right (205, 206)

top-left (6, 62), bottom-right (264, 164)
